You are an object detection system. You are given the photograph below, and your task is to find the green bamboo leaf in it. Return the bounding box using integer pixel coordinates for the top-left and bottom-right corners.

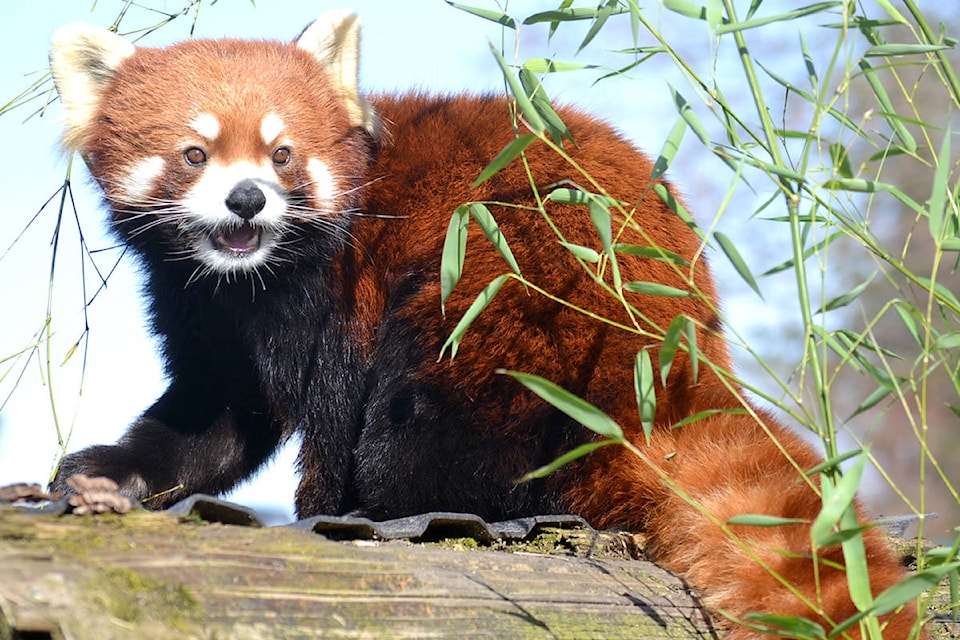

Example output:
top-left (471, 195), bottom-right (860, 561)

top-left (659, 315), bottom-right (687, 387)
top-left (613, 243), bottom-right (690, 266)
top-left (820, 276), bottom-right (875, 313)
top-left (917, 276), bottom-right (960, 308)
top-left (589, 200), bottom-right (622, 289)
top-left (468, 203), bottom-right (522, 280)
top-left (501, 370), bottom-right (624, 440)
top-left (867, 562), bottom-right (960, 617)
top-left (804, 450), bottom-right (864, 477)
top-left (440, 205), bottom-right (470, 313)
top-left (864, 43), bottom-right (950, 57)
top-left (560, 241), bottom-right (601, 263)
top-left (488, 44), bottom-right (545, 136)
top-left (741, 613), bottom-right (824, 639)
top-left (652, 116), bottom-right (687, 180)
top-left (518, 440), bottom-right (616, 482)
top-left (894, 303), bottom-right (922, 347)
top-left (522, 58), bottom-right (597, 73)
top-left (623, 281), bottom-right (693, 297)
top-left (672, 408), bottom-right (748, 430)
top-left (810, 452), bottom-right (868, 548)
top-left (934, 331), bottom-right (960, 351)
top-left (714, 232), bottom-right (763, 299)
top-left (518, 68), bottom-right (574, 146)
top-left (928, 126), bottom-right (952, 243)
top-left (634, 350), bottom-right (656, 444)
top-left (761, 231), bottom-right (843, 277)
top-left (547, 188), bottom-right (623, 208)
top-left (444, 2), bottom-right (516, 28)
top-left (829, 142), bottom-right (852, 179)
top-left (576, 0), bottom-right (621, 53)
top-left (662, 0), bottom-right (727, 25)
top-left (813, 325), bottom-right (865, 374)
top-left (440, 274), bottom-right (509, 360)
top-left (714, 2), bottom-right (841, 34)
top-left (873, 0), bottom-right (908, 24)
top-left (685, 318), bottom-right (699, 383)
top-left (941, 238), bottom-right (960, 251)
top-left (858, 59), bottom-right (917, 152)
top-left (727, 514), bottom-right (809, 527)
top-left (800, 32), bottom-right (817, 90)
top-left (522, 5), bottom-right (628, 25)
top-left (472, 133), bottom-right (537, 188)
top-left (670, 84), bottom-right (709, 145)
top-left (654, 183), bottom-right (705, 240)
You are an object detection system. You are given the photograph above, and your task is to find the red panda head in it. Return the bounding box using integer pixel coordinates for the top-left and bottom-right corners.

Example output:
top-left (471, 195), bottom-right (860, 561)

top-left (49, 10), bottom-right (376, 282)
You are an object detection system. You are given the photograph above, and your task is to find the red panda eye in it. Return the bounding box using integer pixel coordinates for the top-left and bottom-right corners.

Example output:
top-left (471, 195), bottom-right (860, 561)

top-left (272, 147), bottom-right (291, 166)
top-left (184, 147), bottom-right (207, 166)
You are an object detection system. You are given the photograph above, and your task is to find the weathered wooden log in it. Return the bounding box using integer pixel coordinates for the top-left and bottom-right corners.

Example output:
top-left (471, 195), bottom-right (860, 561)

top-left (0, 501), bottom-right (954, 639)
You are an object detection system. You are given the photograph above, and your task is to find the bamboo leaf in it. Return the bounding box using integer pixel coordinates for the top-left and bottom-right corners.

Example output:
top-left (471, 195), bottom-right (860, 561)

top-left (715, 231), bottom-right (763, 298)
top-left (468, 203), bottom-right (522, 280)
top-left (864, 43), bottom-right (950, 57)
top-left (634, 350), bottom-right (656, 444)
top-left (820, 276), bottom-right (875, 313)
top-left (654, 183), bottom-right (705, 240)
top-left (440, 274), bottom-right (509, 360)
top-left (810, 452), bottom-right (868, 548)
top-left (444, 2), bottom-right (516, 28)
top-left (727, 514), bottom-right (809, 527)
top-left (659, 315), bottom-right (687, 387)
top-left (472, 133), bottom-right (537, 188)
top-left (867, 562), bottom-right (960, 617)
top-left (522, 5), bottom-right (628, 25)
top-left (858, 59), bottom-right (917, 152)
top-left (519, 68), bottom-right (574, 146)
top-left (927, 126), bottom-right (951, 243)
top-left (670, 84), bottom-right (710, 145)
top-left (714, 2), bottom-right (841, 34)
top-left (501, 370), bottom-right (624, 440)
top-left (652, 116), bottom-right (687, 180)
top-left (440, 205), bottom-right (470, 313)
top-left (522, 58), bottom-right (598, 73)
top-left (613, 243), bottom-right (690, 266)
top-left (685, 317), bottom-right (699, 383)
top-left (518, 440), bottom-right (617, 481)
top-left (623, 281), bottom-right (693, 297)
top-left (741, 613), bottom-right (824, 639)
top-left (560, 241), bottom-right (600, 263)
top-left (488, 44), bottom-right (545, 135)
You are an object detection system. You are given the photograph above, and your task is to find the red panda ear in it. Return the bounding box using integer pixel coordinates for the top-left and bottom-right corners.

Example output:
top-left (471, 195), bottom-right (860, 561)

top-left (50, 24), bottom-right (135, 153)
top-left (295, 10), bottom-right (377, 134)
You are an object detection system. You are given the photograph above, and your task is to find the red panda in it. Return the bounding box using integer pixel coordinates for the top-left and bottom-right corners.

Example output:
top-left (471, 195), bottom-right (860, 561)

top-left (48, 10), bottom-right (921, 638)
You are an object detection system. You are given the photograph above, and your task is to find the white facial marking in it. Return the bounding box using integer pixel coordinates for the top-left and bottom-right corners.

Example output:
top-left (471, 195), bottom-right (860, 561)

top-left (189, 112), bottom-right (221, 141)
top-left (260, 113), bottom-right (285, 145)
top-left (181, 160), bottom-right (288, 274)
top-left (307, 158), bottom-right (338, 209)
top-left (116, 156), bottom-right (164, 204)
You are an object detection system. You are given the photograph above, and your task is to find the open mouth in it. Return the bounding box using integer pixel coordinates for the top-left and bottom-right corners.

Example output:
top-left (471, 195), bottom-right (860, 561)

top-left (213, 222), bottom-right (262, 256)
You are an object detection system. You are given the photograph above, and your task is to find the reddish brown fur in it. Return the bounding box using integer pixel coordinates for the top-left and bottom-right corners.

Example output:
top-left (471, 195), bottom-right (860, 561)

top-left (339, 94), bottom-right (921, 638)
top-left (58, 32), bottom-right (922, 637)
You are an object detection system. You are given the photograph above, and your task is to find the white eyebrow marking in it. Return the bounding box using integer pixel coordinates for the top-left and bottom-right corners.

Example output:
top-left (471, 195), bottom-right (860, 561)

top-left (116, 156), bottom-right (165, 204)
top-left (189, 113), bottom-right (221, 141)
top-left (261, 113), bottom-right (285, 145)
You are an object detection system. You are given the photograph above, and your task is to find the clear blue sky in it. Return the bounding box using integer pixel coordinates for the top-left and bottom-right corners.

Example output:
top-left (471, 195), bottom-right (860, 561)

top-left (0, 0), bottom-right (825, 522)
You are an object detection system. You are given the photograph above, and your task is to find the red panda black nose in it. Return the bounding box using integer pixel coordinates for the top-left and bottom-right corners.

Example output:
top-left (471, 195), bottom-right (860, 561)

top-left (225, 180), bottom-right (267, 220)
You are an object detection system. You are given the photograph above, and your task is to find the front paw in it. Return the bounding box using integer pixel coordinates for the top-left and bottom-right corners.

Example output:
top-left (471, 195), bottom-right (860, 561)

top-left (51, 446), bottom-right (151, 501)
